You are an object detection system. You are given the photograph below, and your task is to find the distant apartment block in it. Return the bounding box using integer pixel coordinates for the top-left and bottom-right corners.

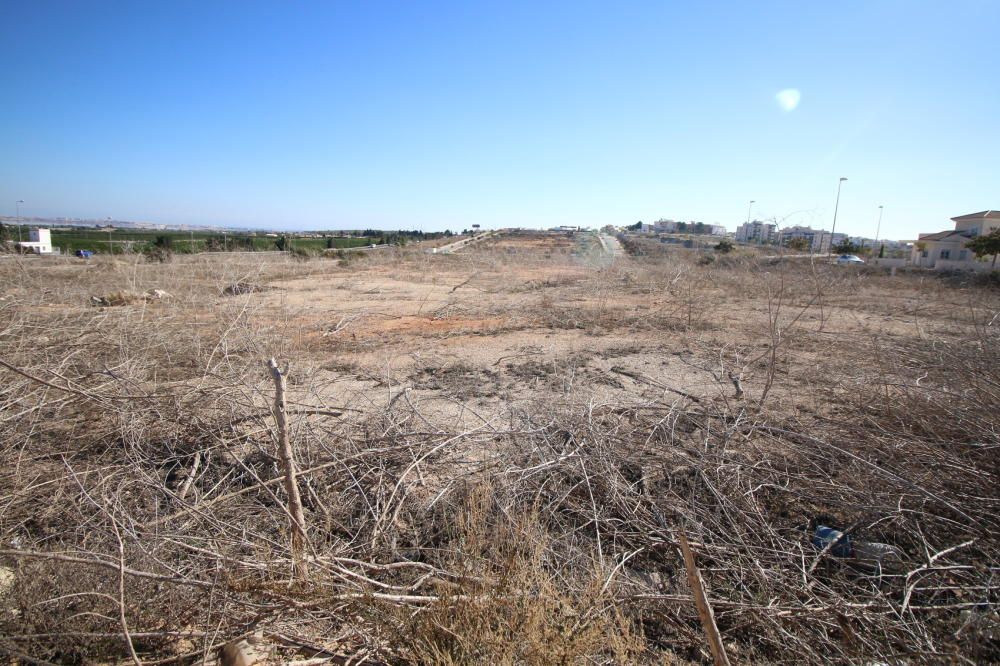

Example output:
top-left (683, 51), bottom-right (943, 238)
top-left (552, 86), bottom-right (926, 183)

top-left (778, 225), bottom-right (845, 254)
top-left (651, 219), bottom-right (726, 235)
top-left (911, 210), bottom-right (999, 270)
top-left (735, 220), bottom-right (776, 244)
top-left (849, 236), bottom-right (909, 254)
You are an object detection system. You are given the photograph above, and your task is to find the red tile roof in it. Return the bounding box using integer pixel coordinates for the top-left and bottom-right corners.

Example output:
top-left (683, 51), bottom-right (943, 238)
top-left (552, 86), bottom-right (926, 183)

top-left (951, 210), bottom-right (999, 222)
top-left (918, 229), bottom-right (968, 241)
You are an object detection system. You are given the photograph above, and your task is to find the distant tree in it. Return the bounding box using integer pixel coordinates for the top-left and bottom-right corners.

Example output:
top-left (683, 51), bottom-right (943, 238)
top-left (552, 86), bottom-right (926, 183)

top-left (275, 235), bottom-right (288, 252)
top-left (675, 221), bottom-right (688, 232)
top-left (714, 238), bottom-right (735, 254)
top-left (788, 237), bottom-right (810, 251)
top-left (145, 235), bottom-right (173, 262)
top-left (878, 244), bottom-right (886, 258)
top-left (834, 238), bottom-right (860, 254)
top-left (326, 236), bottom-right (335, 249)
top-left (0, 222), bottom-right (10, 243)
top-left (966, 229), bottom-right (1000, 268)
top-left (694, 222), bottom-right (706, 235)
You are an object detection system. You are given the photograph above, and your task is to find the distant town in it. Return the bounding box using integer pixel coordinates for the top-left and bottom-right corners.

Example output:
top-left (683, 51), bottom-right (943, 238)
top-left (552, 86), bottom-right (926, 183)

top-left (3, 209), bottom-right (997, 271)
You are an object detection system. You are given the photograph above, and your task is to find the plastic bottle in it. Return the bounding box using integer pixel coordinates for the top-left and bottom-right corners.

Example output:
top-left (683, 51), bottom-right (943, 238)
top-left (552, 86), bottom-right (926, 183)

top-left (812, 525), bottom-right (853, 557)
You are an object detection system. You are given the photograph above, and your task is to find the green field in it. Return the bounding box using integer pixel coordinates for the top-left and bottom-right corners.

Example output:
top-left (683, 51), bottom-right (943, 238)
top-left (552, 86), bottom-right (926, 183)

top-left (13, 227), bottom-right (377, 254)
top-left (1, 223), bottom-right (451, 255)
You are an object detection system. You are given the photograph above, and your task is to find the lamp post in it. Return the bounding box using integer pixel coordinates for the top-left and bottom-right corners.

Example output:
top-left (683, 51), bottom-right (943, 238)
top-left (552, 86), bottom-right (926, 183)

top-left (829, 177), bottom-right (847, 254)
top-left (15, 200), bottom-right (24, 244)
top-left (873, 205), bottom-right (884, 247)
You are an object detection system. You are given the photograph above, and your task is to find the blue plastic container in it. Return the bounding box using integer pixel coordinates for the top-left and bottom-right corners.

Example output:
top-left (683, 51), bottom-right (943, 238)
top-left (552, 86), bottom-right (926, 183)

top-left (812, 525), bottom-right (853, 557)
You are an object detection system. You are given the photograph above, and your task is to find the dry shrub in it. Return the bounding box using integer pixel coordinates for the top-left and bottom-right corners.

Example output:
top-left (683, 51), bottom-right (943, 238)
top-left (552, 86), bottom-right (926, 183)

top-left (372, 483), bottom-right (646, 665)
top-left (1, 247), bottom-right (999, 664)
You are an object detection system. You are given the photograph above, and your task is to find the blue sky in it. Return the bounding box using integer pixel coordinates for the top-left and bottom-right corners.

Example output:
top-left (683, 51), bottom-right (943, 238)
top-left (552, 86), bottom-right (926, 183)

top-left (2, 1), bottom-right (998, 238)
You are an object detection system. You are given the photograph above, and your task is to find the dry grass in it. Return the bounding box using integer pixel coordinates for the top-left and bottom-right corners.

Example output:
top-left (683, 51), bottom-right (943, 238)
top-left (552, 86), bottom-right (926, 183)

top-left (0, 236), bottom-right (998, 664)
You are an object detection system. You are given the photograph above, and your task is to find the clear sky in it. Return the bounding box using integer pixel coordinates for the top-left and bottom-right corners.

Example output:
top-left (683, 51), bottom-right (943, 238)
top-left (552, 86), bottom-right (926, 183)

top-left (2, 1), bottom-right (998, 238)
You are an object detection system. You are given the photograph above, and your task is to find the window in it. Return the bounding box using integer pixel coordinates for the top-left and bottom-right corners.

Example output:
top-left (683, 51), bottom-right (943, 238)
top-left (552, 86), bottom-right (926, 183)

top-left (921, 250), bottom-right (929, 258)
top-left (959, 250), bottom-right (968, 260)
top-left (940, 250), bottom-right (950, 259)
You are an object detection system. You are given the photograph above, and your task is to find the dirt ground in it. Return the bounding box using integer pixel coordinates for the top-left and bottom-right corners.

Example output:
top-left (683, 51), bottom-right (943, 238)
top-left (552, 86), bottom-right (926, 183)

top-left (1, 233), bottom-right (998, 664)
top-left (240, 232), bottom-right (982, 430)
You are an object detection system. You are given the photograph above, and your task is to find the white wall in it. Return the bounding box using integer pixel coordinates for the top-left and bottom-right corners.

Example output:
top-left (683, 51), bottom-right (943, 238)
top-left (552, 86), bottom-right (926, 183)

top-left (954, 219), bottom-right (999, 236)
top-left (935, 258), bottom-right (995, 272)
top-left (872, 258), bottom-right (907, 268)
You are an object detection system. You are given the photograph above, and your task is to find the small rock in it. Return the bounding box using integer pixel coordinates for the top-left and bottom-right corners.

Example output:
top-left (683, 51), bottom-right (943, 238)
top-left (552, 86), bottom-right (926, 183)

top-left (0, 566), bottom-right (14, 597)
top-left (220, 631), bottom-right (271, 666)
top-left (222, 282), bottom-right (262, 296)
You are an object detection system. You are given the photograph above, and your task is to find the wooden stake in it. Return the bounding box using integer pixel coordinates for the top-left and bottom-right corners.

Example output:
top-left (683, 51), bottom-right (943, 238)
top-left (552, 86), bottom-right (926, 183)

top-left (267, 358), bottom-right (309, 579)
top-left (678, 529), bottom-right (730, 666)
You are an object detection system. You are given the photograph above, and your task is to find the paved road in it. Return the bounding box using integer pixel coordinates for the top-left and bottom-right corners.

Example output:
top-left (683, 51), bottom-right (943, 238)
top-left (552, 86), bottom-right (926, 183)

top-left (429, 229), bottom-right (502, 254)
top-left (599, 233), bottom-right (622, 260)
top-left (760, 253), bottom-right (835, 261)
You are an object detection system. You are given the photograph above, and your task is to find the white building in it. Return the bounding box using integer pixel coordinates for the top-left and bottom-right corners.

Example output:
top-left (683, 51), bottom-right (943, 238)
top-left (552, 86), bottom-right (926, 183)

top-left (911, 210), bottom-right (999, 270)
top-left (16, 228), bottom-right (54, 254)
top-left (652, 219), bottom-right (726, 235)
top-left (778, 226), bottom-right (845, 254)
top-left (736, 220), bottom-right (776, 244)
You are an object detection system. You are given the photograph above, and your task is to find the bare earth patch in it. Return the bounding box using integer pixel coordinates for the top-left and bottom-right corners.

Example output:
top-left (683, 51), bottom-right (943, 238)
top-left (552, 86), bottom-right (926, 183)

top-left (1, 234), bottom-right (998, 663)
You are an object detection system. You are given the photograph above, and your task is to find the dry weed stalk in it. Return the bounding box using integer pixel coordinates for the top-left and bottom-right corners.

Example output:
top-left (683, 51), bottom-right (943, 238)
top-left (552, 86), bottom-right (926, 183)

top-left (0, 247), bottom-right (997, 663)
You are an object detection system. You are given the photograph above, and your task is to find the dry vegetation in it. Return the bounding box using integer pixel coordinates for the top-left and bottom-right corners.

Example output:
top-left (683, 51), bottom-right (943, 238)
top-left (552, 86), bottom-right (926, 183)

top-left (1, 232), bottom-right (998, 664)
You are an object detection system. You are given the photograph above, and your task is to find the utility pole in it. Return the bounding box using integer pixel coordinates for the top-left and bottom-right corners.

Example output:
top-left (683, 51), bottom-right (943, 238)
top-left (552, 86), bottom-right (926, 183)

top-left (874, 205), bottom-right (884, 247)
top-left (829, 177), bottom-right (847, 255)
top-left (15, 200), bottom-right (24, 244)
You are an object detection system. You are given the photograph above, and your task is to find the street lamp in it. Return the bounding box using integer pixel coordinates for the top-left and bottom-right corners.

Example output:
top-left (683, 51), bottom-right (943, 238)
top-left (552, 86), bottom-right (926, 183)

top-left (829, 177), bottom-right (847, 254)
top-left (873, 205), bottom-right (884, 247)
top-left (746, 200), bottom-right (755, 225)
top-left (15, 200), bottom-right (24, 244)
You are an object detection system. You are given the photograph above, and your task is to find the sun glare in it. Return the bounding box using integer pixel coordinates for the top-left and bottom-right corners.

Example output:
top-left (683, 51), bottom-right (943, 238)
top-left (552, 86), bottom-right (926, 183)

top-left (776, 88), bottom-right (801, 112)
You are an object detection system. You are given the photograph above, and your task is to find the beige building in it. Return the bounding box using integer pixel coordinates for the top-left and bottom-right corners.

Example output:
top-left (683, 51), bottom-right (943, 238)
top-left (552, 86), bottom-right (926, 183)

top-left (736, 220), bottom-right (776, 244)
top-left (911, 210), bottom-right (999, 270)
